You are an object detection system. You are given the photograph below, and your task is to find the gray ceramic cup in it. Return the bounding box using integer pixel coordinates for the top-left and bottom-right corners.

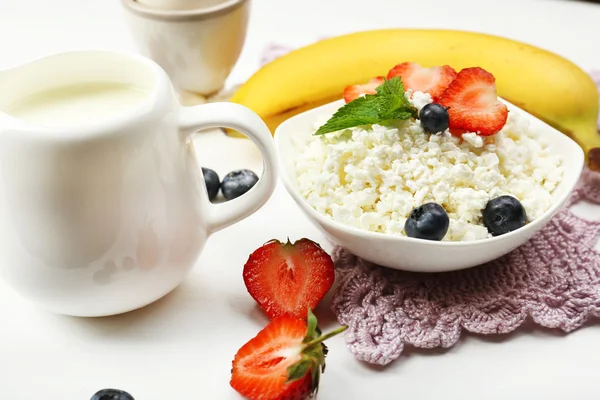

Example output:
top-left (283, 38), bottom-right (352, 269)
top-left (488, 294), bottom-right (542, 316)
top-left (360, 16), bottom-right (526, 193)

top-left (121, 0), bottom-right (249, 96)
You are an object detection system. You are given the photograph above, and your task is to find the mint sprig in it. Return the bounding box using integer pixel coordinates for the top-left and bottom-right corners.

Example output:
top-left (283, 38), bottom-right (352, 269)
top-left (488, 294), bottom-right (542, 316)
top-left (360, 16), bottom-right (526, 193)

top-left (315, 77), bottom-right (416, 136)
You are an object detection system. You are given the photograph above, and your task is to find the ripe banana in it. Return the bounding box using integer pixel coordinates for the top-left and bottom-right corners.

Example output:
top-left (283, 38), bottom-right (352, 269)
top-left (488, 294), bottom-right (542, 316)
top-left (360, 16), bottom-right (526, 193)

top-left (229, 29), bottom-right (600, 170)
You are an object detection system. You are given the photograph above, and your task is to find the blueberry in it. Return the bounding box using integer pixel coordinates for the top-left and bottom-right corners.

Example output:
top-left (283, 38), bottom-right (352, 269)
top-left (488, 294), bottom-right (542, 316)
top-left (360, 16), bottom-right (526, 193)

top-left (404, 203), bottom-right (449, 241)
top-left (482, 195), bottom-right (527, 236)
top-left (201, 167), bottom-right (220, 201)
top-left (221, 169), bottom-right (259, 200)
top-left (419, 103), bottom-right (449, 134)
top-left (91, 389), bottom-right (134, 400)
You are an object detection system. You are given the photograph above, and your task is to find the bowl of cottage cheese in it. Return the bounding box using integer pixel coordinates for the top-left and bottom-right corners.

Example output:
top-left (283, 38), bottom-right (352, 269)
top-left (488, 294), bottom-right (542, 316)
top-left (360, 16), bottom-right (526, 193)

top-left (274, 93), bottom-right (583, 272)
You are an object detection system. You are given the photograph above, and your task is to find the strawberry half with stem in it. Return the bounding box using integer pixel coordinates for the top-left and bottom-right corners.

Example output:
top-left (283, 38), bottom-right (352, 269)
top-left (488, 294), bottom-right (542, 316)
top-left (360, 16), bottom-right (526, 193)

top-left (438, 67), bottom-right (508, 136)
top-left (386, 62), bottom-right (457, 101)
top-left (243, 238), bottom-right (335, 320)
top-left (230, 309), bottom-right (347, 400)
top-left (343, 76), bottom-right (384, 103)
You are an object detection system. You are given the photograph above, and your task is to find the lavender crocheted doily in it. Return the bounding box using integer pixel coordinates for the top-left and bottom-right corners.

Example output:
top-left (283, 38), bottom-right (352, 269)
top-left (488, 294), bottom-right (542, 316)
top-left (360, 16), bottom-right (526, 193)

top-left (331, 168), bottom-right (600, 366)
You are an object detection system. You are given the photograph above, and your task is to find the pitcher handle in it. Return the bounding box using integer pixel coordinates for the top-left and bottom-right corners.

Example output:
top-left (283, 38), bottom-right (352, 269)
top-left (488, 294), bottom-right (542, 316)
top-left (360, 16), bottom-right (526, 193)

top-left (179, 102), bottom-right (278, 234)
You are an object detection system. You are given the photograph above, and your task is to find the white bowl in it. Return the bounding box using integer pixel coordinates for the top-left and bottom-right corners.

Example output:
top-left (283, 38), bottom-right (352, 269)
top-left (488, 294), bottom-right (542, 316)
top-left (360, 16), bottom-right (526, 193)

top-left (274, 99), bottom-right (584, 272)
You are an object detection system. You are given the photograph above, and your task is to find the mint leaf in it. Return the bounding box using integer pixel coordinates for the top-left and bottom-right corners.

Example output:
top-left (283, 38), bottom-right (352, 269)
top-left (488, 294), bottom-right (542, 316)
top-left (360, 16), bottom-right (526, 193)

top-left (314, 95), bottom-right (380, 135)
top-left (375, 77), bottom-right (417, 120)
top-left (375, 75), bottom-right (404, 97)
top-left (314, 77), bottom-right (416, 136)
top-left (381, 109), bottom-right (414, 121)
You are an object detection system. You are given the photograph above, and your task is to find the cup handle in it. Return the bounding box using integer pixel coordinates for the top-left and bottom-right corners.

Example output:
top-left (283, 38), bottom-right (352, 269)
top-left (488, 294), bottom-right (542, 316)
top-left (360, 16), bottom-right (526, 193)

top-left (178, 102), bottom-right (278, 234)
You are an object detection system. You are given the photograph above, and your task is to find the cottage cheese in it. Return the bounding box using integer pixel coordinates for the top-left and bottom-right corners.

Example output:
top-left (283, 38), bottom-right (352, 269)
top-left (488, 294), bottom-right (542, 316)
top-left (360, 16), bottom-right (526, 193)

top-left (294, 91), bottom-right (564, 241)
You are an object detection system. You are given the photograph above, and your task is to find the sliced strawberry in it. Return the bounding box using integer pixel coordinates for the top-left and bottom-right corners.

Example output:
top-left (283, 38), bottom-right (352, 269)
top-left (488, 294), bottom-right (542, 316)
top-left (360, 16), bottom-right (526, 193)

top-left (438, 67), bottom-right (508, 136)
top-left (230, 310), bottom-right (347, 400)
top-left (386, 62), bottom-right (457, 101)
top-left (343, 76), bottom-right (384, 103)
top-left (231, 316), bottom-right (309, 400)
top-left (243, 239), bottom-right (335, 320)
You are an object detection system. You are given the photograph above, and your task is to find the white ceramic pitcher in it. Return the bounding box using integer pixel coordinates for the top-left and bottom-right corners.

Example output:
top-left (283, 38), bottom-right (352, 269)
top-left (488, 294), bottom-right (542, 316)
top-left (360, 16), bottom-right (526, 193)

top-left (0, 50), bottom-right (277, 317)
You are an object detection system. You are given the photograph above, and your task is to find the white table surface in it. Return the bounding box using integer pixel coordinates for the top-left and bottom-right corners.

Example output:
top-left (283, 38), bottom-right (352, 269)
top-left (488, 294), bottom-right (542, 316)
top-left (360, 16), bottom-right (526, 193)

top-left (2, 0), bottom-right (600, 399)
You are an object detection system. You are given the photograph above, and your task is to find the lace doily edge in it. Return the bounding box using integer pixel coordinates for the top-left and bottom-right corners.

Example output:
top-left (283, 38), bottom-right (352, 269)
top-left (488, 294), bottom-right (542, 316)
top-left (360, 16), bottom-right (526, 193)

top-left (333, 298), bottom-right (600, 365)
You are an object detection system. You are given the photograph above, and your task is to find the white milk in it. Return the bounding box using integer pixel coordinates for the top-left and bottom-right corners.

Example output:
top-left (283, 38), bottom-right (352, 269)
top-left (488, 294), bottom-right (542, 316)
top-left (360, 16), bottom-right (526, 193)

top-left (5, 83), bottom-right (148, 126)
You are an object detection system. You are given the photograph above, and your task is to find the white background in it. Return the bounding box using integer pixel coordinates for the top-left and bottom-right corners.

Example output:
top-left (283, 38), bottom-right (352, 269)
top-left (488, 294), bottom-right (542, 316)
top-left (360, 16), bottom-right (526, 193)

top-left (1, 0), bottom-right (600, 399)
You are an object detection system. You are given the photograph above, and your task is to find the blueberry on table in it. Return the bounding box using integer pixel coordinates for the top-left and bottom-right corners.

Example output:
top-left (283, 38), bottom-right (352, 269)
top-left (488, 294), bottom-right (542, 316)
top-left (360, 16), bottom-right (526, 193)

top-left (201, 167), bottom-right (220, 201)
top-left (404, 203), bottom-right (450, 241)
top-left (482, 195), bottom-right (527, 236)
top-left (90, 388), bottom-right (134, 400)
top-left (419, 103), bottom-right (449, 134)
top-left (221, 169), bottom-right (259, 200)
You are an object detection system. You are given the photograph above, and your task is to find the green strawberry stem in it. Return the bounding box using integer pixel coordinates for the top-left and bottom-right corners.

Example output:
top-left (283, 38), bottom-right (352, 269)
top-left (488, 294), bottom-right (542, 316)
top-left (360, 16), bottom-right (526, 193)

top-left (285, 310), bottom-right (348, 393)
top-left (302, 325), bottom-right (348, 350)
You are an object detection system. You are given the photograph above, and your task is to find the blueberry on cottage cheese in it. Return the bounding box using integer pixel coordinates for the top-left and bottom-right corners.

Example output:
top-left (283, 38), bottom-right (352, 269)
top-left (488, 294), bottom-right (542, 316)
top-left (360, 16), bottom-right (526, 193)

top-left (91, 389), bottom-right (134, 400)
top-left (221, 169), bottom-right (259, 200)
top-left (482, 195), bottom-right (527, 236)
top-left (404, 203), bottom-right (450, 241)
top-left (419, 103), bottom-right (449, 134)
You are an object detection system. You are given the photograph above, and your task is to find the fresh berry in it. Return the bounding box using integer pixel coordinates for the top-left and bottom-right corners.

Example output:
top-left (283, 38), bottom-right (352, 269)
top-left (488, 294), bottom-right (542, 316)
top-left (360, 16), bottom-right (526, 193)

top-left (438, 67), bottom-right (508, 136)
top-left (482, 195), bottom-right (527, 236)
top-left (202, 167), bottom-right (220, 201)
top-left (419, 103), bottom-right (449, 134)
top-left (386, 62), bottom-right (457, 101)
top-left (343, 76), bottom-right (384, 103)
top-left (404, 203), bottom-right (450, 241)
top-left (90, 389), bottom-right (134, 400)
top-left (230, 309), bottom-right (347, 400)
top-left (221, 169), bottom-right (259, 200)
top-left (243, 238), bottom-right (335, 320)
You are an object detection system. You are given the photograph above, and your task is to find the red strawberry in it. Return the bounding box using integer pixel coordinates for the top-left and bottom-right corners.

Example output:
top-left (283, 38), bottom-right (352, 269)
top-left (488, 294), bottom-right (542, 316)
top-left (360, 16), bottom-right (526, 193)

top-left (230, 310), bottom-right (347, 400)
top-left (438, 67), bottom-right (508, 136)
top-left (386, 62), bottom-right (457, 100)
top-left (243, 239), bottom-right (335, 320)
top-left (343, 76), bottom-right (384, 103)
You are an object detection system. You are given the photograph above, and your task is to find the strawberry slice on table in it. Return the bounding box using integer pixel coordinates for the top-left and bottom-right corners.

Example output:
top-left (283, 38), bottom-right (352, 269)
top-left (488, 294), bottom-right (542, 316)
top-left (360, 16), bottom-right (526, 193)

top-left (343, 76), bottom-right (384, 103)
top-left (243, 239), bottom-right (335, 320)
top-left (386, 62), bottom-right (457, 100)
top-left (230, 310), bottom-right (347, 400)
top-left (438, 67), bottom-right (509, 136)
